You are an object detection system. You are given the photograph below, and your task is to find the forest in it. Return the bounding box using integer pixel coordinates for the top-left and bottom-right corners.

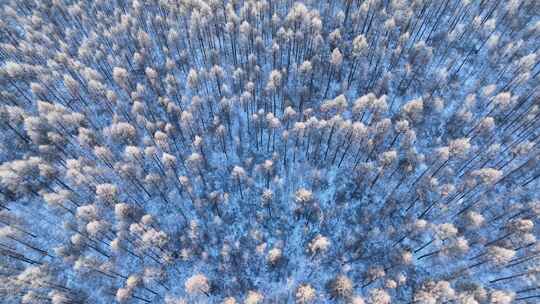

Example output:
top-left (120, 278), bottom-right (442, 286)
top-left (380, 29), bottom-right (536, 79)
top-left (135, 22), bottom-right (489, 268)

top-left (0, 0), bottom-right (539, 303)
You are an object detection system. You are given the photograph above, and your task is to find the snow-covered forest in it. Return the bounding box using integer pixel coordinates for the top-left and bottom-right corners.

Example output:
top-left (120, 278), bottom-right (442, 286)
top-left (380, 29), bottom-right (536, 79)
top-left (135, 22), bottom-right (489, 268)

top-left (0, 0), bottom-right (539, 303)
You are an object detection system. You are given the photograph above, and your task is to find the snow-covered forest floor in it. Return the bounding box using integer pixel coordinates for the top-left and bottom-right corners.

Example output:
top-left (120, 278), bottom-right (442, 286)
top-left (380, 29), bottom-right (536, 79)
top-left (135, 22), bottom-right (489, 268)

top-left (0, 0), bottom-right (539, 303)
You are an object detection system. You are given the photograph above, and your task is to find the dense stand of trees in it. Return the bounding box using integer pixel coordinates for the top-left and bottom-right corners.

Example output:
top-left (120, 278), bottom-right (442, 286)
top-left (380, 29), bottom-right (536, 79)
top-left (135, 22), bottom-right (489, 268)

top-left (0, 0), bottom-right (539, 303)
